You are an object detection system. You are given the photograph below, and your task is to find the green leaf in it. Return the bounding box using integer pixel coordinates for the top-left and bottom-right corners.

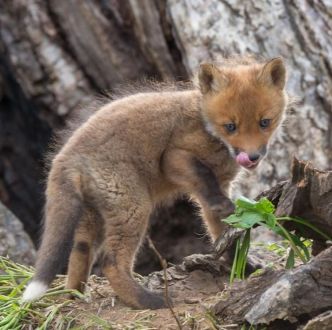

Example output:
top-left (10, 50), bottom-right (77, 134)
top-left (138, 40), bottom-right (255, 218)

top-left (239, 230), bottom-right (251, 279)
top-left (224, 211), bottom-right (264, 229)
top-left (303, 239), bottom-right (313, 248)
top-left (235, 196), bottom-right (257, 210)
top-left (235, 207), bottom-right (246, 216)
top-left (289, 234), bottom-right (310, 261)
top-left (255, 197), bottom-right (275, 214)
top-left (230, 239), bottom-right (240, 284)
top-left (235, 196), bottom-right (275, 214)
top-left (224, 214), bottom-right (242, 225)
top-left (286, 249), bottom-right (295, 269)
top-left (221, 195), bottom-right (331, 282)
top-left (230, 229), bottom-right (251, 283)
top-left (239, 211), bottom-right (265, 228)
top-left (265, 213), bottom-right (277, 229)
top-left (275, 222), bottom-right (307, 263)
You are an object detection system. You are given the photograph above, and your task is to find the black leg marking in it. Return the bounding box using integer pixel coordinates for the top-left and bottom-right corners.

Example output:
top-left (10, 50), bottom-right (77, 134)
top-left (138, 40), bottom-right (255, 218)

top-left (75, 241), bottom-right (90, 254)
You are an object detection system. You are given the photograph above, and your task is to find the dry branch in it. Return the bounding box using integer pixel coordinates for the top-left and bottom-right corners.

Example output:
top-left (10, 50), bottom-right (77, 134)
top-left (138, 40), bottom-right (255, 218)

top-left (147, 236), bottom-right (182, 330)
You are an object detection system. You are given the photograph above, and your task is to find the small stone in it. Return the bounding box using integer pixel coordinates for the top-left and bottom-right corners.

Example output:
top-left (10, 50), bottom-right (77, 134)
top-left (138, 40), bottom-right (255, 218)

top-left (184, 297), bottom-right (199, 304)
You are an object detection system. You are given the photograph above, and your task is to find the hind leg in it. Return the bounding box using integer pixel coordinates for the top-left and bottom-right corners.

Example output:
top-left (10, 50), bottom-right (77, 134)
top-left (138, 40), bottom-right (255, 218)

top-left (66, 207), bottom-right (97, 292)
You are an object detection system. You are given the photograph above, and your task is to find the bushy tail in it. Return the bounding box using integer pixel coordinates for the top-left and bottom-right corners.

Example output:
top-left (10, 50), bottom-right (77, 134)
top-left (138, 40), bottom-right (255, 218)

top-left (22, 184), bottom-right (82, 302)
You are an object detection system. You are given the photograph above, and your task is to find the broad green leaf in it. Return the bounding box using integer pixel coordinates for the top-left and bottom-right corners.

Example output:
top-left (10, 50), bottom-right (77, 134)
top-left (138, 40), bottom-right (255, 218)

top-left (255, 197), bottom-right (275, 214)
top-left (224, 214), bottom-right (242, 225)
top-left (265, 213), bottom-right (277, 229)
top-left (235, 207), bottom-right (246, 216)
top-left (224, 210), bottom-right (265, 229)
top-left (222, 195), bottom-right (331, 284)
top-left (235, 196), bottom-right (257, 210)
top-left (236, 211), bottom-right (265, 229)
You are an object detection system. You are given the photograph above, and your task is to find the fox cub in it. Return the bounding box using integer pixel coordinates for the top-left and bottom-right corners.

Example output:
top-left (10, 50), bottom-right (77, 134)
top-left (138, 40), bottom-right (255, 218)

top-left (23, 57), bottom-right (288, 309)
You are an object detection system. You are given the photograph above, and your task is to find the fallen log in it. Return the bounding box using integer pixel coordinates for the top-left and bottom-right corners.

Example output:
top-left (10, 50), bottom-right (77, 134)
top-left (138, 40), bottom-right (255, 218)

top-left (262, 158), bottom-right (332, 254)
top-left (213, 158), bottom-right (332, 327)
top-left (213, 246), bottom-right (332, 326)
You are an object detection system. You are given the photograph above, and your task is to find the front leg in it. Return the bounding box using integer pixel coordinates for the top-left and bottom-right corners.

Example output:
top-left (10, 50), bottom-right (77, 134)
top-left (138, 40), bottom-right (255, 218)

top-left (191, 158), bottom-right (235, 241)
top-left (163, 148), bottom-right (234, 241)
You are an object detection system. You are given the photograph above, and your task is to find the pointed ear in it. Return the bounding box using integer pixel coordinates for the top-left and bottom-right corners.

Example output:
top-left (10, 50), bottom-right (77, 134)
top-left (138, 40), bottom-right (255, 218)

top-left (258, 57), bottom-right (286, 89)
top-left (198, 63), bottom-right (228, 94)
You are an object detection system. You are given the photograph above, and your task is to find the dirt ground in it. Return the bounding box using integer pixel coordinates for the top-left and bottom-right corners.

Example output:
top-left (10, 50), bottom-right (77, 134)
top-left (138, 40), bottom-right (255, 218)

top-left (66, 270), bottom-right (227, 329)
top-left (49, 245), bottom-right (283, 330)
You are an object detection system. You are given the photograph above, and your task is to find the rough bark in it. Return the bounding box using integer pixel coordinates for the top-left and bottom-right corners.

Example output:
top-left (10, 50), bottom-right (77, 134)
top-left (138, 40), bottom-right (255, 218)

top-left (167, 0), bottom-right (332, 197)
top-left (212, 159), bottom-right (332, 327)
top-left (303, 311), bottom-right (332, 330)
top-left (264, 158), bottom-right (332, 253)
top-left (0, 0), bottom-right (187, 243)
top-left (213, 247), bottom-right (332, 327)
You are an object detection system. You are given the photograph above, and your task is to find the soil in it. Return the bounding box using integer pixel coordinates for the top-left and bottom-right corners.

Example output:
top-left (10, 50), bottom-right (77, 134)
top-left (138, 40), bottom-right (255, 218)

top-left (47, 244), bottom-right (284, 329)
top-left (66, 272), bottom-right (225, 329)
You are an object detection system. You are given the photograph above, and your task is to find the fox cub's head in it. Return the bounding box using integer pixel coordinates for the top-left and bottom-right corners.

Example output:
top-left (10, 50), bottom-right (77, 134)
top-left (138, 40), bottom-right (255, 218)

top-left (199, 57), bottom-right (287, 170)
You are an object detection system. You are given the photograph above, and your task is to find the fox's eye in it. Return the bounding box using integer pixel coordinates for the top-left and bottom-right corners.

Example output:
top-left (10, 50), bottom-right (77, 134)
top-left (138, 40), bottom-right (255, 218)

top-left (224, 123), bottom-right (237, 133)
top-left (259, 119), bottom-right (271, 129)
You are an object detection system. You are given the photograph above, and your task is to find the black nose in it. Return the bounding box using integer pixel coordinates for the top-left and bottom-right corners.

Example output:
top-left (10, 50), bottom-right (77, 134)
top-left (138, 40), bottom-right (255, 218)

top-left (249, 154), bottom-right (260, 162)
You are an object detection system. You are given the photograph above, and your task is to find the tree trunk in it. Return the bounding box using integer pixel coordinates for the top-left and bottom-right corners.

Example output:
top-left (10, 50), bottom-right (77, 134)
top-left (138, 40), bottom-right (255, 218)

top-left (0, 1), bottom-right (331, 270)
top-left (0, 0), bottom-right (188, 243)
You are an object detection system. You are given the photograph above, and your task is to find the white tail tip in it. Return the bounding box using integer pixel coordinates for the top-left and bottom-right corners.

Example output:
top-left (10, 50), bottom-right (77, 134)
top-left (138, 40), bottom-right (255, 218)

top-left (22, 281), bottom-right (48, 302)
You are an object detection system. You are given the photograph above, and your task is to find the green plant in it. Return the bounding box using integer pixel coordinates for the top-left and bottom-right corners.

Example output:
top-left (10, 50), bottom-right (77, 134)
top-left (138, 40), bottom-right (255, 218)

top-left (0, 256), bottom-right (82, 329)
top-left (223, 197), bottom-right (331, 283)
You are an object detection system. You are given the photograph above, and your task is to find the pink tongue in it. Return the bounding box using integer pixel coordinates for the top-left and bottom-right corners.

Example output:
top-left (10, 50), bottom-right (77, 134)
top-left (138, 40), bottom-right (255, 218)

top-left (236, 152), bottom-right (254, 168)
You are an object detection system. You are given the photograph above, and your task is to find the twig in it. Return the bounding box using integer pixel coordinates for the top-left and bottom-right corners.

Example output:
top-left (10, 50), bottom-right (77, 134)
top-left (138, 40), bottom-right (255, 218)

top-left (147, 236), bottom-right (182, 330)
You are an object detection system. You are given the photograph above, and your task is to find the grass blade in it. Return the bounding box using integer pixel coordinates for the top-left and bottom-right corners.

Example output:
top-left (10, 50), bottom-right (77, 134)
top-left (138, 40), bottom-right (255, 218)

top-left (230, 239), bottom-right (240, 284)
top-left (276, 222), bottom-right (307, 264)
top-left (278, 217), bottom-right (332, 241)
top-left (285, 249), bottom-right (295, 269)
